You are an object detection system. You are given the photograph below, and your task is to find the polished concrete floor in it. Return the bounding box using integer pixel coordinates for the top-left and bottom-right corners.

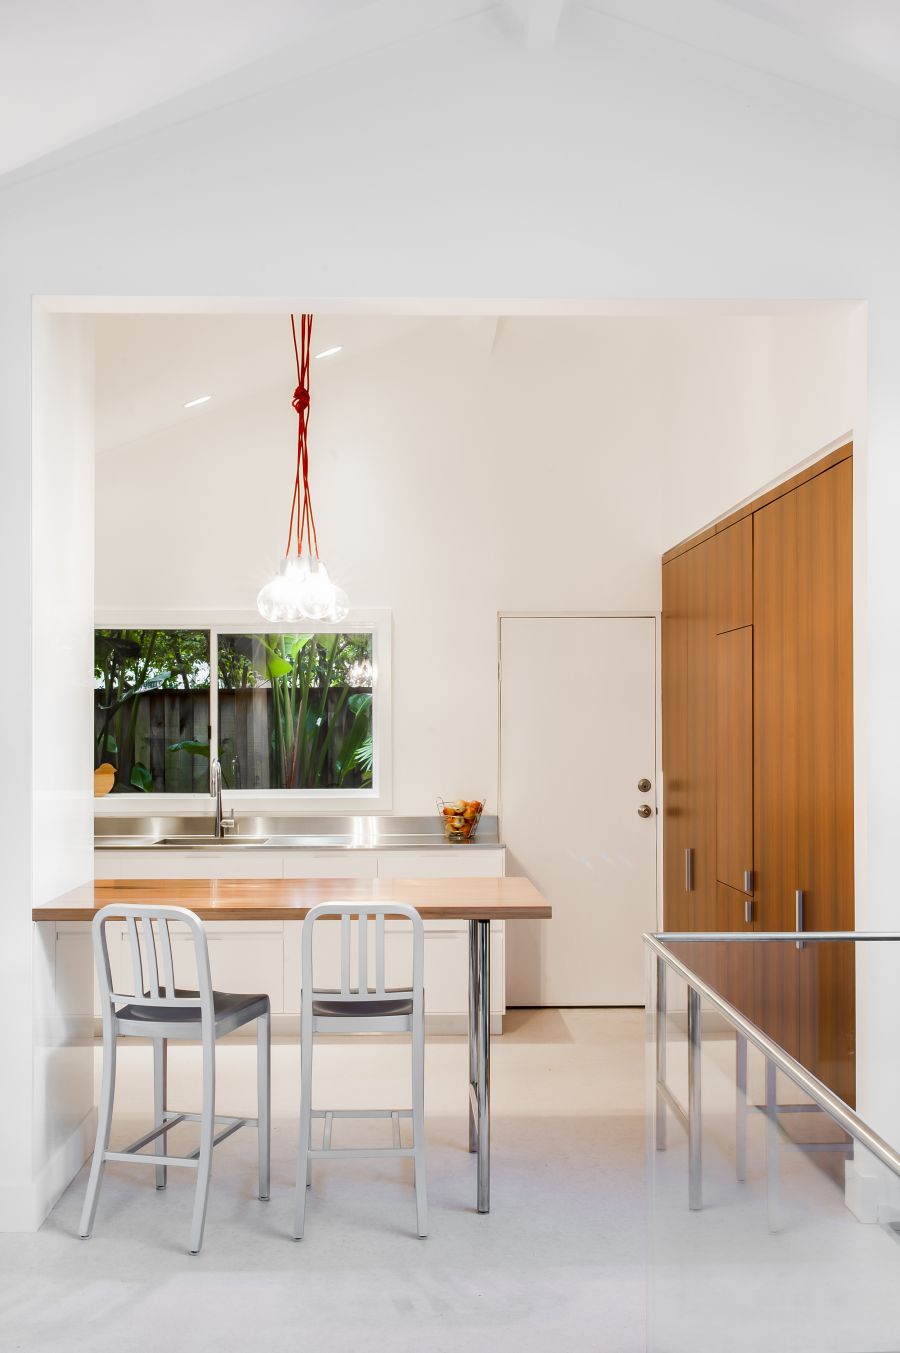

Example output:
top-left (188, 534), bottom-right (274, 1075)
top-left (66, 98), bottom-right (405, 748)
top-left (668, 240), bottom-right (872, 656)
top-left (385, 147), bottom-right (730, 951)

top-left (5, 1007), bottom-right (900, 1353)
top-left (3, 1009), bottom-right (648, 1353)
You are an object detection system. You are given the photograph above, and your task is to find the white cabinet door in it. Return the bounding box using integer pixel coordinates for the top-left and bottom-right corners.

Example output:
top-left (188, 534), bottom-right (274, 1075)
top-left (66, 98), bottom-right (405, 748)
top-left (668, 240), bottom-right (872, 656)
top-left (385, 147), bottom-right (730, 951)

top-left (500, 615), bottom-right (658, 1005)
top-left (168, 925), bottom-right (285, 1013)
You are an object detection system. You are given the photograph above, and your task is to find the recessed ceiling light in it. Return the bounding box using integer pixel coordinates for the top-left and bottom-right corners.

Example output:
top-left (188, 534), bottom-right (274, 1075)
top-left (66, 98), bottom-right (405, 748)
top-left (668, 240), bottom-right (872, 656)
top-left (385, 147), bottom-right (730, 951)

top-left (314, 345), bottom-right (342, 360)
top-left (183, 394), bottom-right (212, 408)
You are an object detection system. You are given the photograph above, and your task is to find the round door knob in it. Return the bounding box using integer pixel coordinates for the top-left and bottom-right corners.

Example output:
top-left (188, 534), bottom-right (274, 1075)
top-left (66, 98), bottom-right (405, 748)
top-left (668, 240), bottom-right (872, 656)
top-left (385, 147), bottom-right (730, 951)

top-left (637, 804), bottom-right (653, 818)
top-left (637, 778), bottom-right (652, 793)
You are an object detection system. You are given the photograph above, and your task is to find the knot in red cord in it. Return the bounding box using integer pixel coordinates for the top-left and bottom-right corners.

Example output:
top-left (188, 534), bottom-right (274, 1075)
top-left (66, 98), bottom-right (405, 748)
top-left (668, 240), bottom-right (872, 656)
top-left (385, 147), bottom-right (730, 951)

top-left (292, 385), bottom-right (310, 414)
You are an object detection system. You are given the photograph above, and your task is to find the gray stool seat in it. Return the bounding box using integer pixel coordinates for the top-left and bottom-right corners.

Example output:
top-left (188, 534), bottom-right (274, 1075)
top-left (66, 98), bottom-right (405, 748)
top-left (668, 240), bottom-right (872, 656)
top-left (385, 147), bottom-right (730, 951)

top-left (117, 989), bottom-right (269, 1026)
top-left (311, 996), bottom-right (413, 1019)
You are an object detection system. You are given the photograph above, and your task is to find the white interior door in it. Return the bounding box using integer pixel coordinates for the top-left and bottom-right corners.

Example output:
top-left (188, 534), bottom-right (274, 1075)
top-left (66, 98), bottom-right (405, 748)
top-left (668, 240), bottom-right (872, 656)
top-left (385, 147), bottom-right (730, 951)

top-left (500, 616), bottom-right (658, 1006)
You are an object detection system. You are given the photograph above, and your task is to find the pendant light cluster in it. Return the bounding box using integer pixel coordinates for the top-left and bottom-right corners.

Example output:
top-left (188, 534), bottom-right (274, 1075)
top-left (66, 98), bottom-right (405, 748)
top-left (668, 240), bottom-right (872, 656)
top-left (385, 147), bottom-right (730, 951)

top-left (257, 314), bottom-right (349, 623)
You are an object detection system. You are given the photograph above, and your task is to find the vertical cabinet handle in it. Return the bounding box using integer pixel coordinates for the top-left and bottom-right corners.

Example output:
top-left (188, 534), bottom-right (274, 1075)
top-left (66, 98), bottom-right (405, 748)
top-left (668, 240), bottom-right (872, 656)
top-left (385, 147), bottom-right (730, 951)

top-left (795, 889), bottom-right (805, 950)
top-left (685, 847), bottom-right (694, 893)
top-left (744, 898), bottom-right (753, 925)
top-left (743, 869), bottom-right (753, 895)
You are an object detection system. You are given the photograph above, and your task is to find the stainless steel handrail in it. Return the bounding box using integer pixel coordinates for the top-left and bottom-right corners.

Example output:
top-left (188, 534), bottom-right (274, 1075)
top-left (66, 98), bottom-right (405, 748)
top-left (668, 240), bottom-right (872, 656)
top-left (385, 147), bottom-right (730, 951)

top-left (651, 930), bottom-right (900, 942)
top-left (644, 930), bottom-right (900, 1185)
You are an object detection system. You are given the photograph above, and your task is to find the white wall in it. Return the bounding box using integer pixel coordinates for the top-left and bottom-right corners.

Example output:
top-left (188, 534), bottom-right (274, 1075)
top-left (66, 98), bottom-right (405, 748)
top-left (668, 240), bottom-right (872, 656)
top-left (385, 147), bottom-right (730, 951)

top-left (25, 312), bottom-right (96, 1230)
top-left (95, 309), bottom-right (860, 814)
top-left (1, 1), bottom-right (898, 1223)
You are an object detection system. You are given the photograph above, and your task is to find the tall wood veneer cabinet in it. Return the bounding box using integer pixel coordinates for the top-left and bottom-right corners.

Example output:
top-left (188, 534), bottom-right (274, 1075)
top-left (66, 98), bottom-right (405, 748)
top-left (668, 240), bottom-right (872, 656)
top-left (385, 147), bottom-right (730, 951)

top-left (661, 447), bottom-right (854, 1102)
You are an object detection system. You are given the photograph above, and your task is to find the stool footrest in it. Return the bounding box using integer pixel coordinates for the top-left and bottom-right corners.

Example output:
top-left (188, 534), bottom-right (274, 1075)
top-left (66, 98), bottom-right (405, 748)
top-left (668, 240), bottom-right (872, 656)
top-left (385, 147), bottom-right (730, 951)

top-left (310, 1109), bottom-right (412, 1120)
top-left (113, 1111), bottom-right (255, 1164)
top-left (104, 1150), bottom-right (199, 1169)
top-left (308, 1147), bottom-right (415, 1159)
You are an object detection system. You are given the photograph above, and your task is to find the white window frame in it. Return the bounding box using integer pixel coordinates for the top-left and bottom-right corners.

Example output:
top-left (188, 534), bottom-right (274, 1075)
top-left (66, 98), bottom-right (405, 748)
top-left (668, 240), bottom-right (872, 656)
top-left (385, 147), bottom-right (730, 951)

top-left (93, 608), bottom-right (392, 815)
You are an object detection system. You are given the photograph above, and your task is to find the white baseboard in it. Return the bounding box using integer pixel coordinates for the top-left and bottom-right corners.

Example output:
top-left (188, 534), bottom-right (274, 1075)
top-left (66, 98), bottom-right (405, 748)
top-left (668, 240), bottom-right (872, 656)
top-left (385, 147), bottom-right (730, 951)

top-left (270, 1013), bottom-right (504, 1037)
top-left (0, 1108), bottom-right (96, 1232)
top-left (92, 1014), bottom-right (505, 1038)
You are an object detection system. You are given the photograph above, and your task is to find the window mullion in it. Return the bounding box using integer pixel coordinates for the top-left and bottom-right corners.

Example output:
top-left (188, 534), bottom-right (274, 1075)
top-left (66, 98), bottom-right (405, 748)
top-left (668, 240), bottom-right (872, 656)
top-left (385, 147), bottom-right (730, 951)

top-left (209, 627), bottom-right (219, 792)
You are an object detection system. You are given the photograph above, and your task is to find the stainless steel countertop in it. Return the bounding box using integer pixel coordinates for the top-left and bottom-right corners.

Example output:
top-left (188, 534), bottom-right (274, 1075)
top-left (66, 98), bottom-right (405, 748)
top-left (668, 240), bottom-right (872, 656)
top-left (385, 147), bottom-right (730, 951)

top-left (94, 814), bottom-right (503, 851)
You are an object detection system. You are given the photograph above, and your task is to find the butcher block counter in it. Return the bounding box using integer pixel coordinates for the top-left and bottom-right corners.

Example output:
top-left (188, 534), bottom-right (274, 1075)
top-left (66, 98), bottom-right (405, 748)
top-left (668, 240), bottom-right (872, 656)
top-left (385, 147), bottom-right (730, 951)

top-left (33, 875), bottom-right (551, 922)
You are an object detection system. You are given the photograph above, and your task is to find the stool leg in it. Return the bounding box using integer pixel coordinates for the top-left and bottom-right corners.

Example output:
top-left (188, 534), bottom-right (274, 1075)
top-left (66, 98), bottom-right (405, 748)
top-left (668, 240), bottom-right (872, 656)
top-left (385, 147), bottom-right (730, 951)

top-left (189, 1032), bottom-right (215, 1255)
top-left (412, 1017), bottom-right (427, 1238)
top-left (80, 1032), bottom-right (117, 1238)
top-left (154, 1038), bottom-right (168, 1191)
top-left (293, 1019), bottom-right (313, 1239)
top-left (257, 1008), bottom-right (271, 1202)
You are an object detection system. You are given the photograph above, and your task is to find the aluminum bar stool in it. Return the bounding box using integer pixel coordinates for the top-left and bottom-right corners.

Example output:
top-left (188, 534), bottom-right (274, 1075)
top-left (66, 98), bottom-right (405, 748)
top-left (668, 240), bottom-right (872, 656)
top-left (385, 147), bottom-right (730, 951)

top-left (79, 904), bottom-right (271, 1254)
top-left (294, 902), bottom-right (426, 1239)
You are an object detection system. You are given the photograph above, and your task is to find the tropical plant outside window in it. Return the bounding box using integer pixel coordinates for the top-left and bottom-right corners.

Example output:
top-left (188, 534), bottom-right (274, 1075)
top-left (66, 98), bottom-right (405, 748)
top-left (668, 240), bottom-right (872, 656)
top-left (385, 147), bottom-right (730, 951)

top-left (217, 633), bottom-right (373, 790)
top-left (94, 628), bottom-right (374, 794)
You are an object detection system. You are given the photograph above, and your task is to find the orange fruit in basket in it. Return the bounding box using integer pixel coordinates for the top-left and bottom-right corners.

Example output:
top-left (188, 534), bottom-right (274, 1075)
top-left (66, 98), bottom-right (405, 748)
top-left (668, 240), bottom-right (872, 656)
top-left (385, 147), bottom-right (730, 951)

top-left (463, 805), bottom-right (478, 820)
top-left (442, 806), bottom-right (455, 816)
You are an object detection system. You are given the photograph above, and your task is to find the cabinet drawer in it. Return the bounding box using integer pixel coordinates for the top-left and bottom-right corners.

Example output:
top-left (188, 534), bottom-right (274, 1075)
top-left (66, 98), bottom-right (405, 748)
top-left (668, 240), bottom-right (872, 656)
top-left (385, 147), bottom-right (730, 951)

top-left (94, 849), bottom-right (285, 880)
top-left (376, 849), bottom-right (505, 879)
top-left (282, 852), bottom-right (378, 879)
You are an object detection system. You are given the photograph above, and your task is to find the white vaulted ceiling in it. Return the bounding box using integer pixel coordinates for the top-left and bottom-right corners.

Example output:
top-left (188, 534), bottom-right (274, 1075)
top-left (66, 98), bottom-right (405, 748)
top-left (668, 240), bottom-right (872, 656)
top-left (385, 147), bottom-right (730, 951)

top-left (93, 313), bottom-right (440, 454)
top-left (0, 0), bottom-right (382, 177)
top-left (3, 0), bottom-right (900, 182)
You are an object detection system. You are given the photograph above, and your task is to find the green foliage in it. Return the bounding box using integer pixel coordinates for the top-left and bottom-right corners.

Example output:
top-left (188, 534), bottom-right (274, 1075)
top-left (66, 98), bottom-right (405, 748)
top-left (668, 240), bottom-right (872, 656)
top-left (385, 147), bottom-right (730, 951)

top-left (168, 739), bottom-right (210, 758)
top-left (94, 629), bottom-right (210, 793)
top-left (217, 633), bottom-right (374, 790)
top-left (94, 628), bottom-right (374, 794)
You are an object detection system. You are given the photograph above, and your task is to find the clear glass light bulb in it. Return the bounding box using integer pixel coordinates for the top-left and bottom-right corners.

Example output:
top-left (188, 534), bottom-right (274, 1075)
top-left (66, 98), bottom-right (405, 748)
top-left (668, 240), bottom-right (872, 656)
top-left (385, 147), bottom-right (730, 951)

top-left (296, 557), bottom-right (336, 620)
top-left (257, 554), bottom-right (350, 622)
top-left (326, 585), bottom-right (350, 622)
top-left (256, 556), bottom-right (308, 622)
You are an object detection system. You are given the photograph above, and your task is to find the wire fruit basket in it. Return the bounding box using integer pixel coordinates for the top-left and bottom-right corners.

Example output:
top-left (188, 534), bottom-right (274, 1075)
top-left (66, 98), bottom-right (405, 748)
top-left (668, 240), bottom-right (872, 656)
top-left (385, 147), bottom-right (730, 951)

top-left (436, 798), bottom-right (485, 843)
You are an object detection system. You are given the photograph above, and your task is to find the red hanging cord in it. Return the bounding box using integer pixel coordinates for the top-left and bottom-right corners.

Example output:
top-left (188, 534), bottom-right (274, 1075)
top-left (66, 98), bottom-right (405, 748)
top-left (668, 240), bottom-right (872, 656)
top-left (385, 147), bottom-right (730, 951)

top-left (284, 314), bottom-right (319, 559)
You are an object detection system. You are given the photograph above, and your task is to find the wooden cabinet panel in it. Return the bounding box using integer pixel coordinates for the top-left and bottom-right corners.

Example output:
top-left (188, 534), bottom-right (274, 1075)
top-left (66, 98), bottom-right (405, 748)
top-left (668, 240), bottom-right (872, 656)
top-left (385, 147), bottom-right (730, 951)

top-left (754, 461), bottom-right (853, 933)
top-left (716, 626), bottom-right (753, 893)
top-left (753, 459), bottom-right (854, 1100)
top-left (686, 539), bottom-right (718, 931)
top-left (714, 518), bottom-right (753, 633)
top-left (662, 554), bottom-right (690, 929)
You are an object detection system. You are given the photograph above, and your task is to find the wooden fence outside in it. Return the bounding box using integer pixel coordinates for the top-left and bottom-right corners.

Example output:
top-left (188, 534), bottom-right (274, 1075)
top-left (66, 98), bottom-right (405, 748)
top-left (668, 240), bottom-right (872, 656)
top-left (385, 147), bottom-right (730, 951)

top-left (94, 687), bottom-right (371, 793)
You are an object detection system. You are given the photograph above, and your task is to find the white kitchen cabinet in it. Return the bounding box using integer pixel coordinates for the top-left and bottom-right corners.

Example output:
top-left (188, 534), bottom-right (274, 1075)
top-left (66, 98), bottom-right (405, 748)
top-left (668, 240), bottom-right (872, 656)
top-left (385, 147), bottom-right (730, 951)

top-left (94, 850), bottom-right (285, 880)
top-left (91, 844), bottom-right (506, 1031)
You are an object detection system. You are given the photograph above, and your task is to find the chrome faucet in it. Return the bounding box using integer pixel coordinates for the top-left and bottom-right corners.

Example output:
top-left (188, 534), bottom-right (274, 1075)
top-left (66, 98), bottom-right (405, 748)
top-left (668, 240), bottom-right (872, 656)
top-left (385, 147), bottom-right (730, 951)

top-left (210, 757), bottom-right (235, 838)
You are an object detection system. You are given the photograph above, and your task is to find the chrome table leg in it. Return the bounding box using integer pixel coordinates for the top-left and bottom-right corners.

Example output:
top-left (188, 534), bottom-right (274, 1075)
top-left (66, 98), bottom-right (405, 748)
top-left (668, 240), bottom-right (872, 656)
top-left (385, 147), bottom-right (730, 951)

top-left (736, 1033), bottom-right (748, 1183)
top-left (655, 957), bottom-right (667, 1151)
top-left (468, 918), bottom-right (491, 1213)
top-left (468, 920), bottom-right (478, 1154)
top-left (688, 985), bottom-right (702, 1211)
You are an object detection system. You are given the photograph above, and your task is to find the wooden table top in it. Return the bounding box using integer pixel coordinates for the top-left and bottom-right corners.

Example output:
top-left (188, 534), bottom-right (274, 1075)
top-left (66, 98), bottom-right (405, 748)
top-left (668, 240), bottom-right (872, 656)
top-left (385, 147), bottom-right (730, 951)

top-left (33, 876), bottom-right (552, 923)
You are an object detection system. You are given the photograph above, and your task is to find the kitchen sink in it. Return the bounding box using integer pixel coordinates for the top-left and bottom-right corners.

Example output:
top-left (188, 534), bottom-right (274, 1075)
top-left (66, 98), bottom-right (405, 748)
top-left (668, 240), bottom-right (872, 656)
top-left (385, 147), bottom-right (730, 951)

top-left (264, 834), bottom-right (355, 847)
top-left (156, 835), bottom-right (271, 846)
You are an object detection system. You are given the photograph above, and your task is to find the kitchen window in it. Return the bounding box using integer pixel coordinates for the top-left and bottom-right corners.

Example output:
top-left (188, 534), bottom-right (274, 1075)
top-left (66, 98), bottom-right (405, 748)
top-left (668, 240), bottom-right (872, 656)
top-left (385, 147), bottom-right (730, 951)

top-left (94, 613), bottom-right (390, 807)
